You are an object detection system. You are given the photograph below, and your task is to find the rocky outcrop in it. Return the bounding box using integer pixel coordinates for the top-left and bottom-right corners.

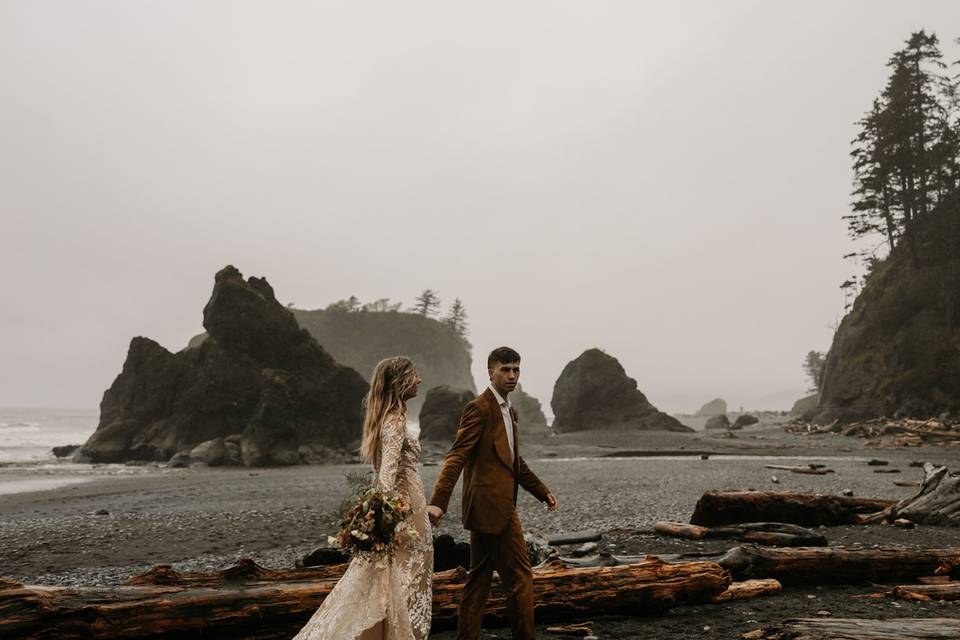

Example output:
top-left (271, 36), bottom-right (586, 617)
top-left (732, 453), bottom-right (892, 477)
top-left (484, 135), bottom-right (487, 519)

top-left (813, 196), bottom-right (960, 423)
top-left (79, 266), bottom-right (369, 465)
top-left (189, 307), bottom-right (474, 413)
top-left (704, 415), bottom-right (731, 430)
top-left (512, 384), bottom-right (550, 435)
top-left (731, 414), bottom-right (759, 430)
top-left (419, 386), bottom-right (475, 441)
top-left (696, 398), bottom-right (728, 417)
top-left (550, 349), bottom-right (692, 433)
top-left (790, 394), bottom-right (818, 418)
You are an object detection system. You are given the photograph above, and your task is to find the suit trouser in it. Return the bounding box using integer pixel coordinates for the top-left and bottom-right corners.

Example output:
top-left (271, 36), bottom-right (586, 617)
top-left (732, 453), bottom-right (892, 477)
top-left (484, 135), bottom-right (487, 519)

top-left (457, 511), bottom-right (534, 640)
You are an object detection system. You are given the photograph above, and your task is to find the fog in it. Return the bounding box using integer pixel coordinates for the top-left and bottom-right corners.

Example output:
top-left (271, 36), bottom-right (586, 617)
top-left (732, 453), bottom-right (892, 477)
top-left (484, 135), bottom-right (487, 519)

top-left (2, 1), bottom-right (958, 412)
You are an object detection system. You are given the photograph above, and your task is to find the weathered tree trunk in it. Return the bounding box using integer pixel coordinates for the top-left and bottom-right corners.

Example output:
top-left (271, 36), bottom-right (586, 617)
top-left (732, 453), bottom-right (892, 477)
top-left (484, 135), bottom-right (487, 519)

top-left (891, 582), bottom-right (960, 602)
top-left (890, 464), bottom-right (960, 526)
top-left (747, 617), bottom-right (960, 639)
top-left (710, 579), bottom-right (781, 603)
top-left (718, 544), bottom-right (960, 584)
top-left (690, 490), bottom-right (894, 527)
top-left (654, 521), bottom-right (827, 546)
top-left (0, 557), bottom-right (730, 639)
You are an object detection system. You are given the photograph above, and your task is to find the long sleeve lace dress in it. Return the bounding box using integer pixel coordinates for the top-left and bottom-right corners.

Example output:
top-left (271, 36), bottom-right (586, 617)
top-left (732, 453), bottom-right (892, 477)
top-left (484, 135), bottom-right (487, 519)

top-left (292, 413), bottom-right (433, 640)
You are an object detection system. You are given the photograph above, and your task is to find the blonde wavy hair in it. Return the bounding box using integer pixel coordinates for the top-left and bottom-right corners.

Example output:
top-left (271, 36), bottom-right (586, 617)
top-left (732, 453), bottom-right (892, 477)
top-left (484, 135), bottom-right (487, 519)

top-left (360, 356), bottom-right (419, 466)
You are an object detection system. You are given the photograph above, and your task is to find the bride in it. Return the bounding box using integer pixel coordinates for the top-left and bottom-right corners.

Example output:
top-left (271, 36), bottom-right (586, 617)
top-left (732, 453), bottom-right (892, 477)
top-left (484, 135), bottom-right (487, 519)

top-left (294, 356), bottom-right (433, 640)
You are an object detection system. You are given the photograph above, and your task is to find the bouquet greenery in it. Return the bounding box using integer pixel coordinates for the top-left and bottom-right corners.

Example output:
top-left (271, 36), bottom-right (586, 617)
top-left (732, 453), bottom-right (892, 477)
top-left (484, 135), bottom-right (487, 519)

top-left (329, 487), bottom-right (417, 558)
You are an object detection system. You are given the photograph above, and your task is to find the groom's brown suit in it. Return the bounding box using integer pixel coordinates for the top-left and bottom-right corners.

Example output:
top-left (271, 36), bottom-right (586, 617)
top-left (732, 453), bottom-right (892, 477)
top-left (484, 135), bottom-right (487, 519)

top-left (429, 388), bottom-right (551, 640)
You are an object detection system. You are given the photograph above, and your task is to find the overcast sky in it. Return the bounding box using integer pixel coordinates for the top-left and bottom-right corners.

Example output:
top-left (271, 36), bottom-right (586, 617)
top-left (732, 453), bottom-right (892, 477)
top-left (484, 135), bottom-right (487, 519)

top-left (2, 1), bottom-right (958, 413)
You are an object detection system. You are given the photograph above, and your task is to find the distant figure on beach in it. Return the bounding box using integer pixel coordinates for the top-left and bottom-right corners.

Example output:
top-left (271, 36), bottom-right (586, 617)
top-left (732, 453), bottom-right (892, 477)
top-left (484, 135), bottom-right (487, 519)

top-left (293, 357), bottom-right (433, 640)
top-left (427, 346), bottom-right (558, 640)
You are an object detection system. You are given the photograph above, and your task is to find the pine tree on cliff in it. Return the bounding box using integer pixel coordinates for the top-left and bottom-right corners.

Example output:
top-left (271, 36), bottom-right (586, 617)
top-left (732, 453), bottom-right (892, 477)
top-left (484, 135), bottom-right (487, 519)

top-left (847, 30), bottom-right (958, 259)
top-left (411, 289), bottom-right (442, 317)
top-left (442, 298), bottom-right (470, 343)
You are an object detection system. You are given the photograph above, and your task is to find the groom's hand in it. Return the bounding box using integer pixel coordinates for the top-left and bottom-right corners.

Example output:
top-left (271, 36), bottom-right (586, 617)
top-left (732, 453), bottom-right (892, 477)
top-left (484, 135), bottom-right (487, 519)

top-left (427, 505), bottom-right (444, 525)
top-left (545, 493), bottom-right (559, 511)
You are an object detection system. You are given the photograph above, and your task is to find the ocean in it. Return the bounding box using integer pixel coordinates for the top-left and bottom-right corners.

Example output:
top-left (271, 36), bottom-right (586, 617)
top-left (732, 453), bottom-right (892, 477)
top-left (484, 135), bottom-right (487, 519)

top-left (0, 407), bottom-right (99, 463)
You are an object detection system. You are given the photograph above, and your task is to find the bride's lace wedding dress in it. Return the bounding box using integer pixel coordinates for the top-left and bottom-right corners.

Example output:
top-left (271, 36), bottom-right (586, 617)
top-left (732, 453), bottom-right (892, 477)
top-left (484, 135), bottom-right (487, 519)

top-left (293, 413), bottom-right (433, 640)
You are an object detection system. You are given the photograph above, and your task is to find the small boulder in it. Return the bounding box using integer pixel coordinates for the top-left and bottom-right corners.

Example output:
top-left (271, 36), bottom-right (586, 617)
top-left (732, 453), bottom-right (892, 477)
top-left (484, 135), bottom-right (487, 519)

top-left (433, 534), bottom-right (470, 571)
top-left (697, 398), bottom-right (728, 417)
top-left (298, 546), bottom-right (349, 568)
top-left (189, 438), bottom-right (226, 466)
top-left (52, 444), bottom-right (81, 458)
top-left (223, 441), bottom-right (242, 465)
top-left (704, 415), bottom-right (731, 430)
top-left (731, 414), bottom-right (760, 429)
top-left (167, 452), bottom-right (195, 468)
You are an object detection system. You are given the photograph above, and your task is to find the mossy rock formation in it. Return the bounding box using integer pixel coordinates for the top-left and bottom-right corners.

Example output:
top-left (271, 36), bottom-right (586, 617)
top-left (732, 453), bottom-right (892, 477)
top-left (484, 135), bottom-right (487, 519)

top-left (813, 197), bottom-right (960, 423)
top-left (190, 308), bottom-right (474, 413)
top-left (550, 349), bottom-right (691, 433)
top-left (79, 266), bottom-right (369, 465)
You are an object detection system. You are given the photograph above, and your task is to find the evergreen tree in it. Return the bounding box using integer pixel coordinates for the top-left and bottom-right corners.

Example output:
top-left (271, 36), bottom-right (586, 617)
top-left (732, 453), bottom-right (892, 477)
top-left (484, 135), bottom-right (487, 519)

top-left (411, 289), bottom-right (442, 317)
top-left (442, 298), bottom-right (469, 340)
top-left (847, 31), bottom-right (958, 261)
top-left (803, 351), bottom-right (826, 393)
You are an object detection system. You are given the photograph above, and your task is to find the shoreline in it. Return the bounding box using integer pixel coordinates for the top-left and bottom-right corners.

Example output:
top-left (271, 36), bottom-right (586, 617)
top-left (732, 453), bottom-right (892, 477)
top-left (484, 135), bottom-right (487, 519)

top-left (4, 424), bottom-right (960, 638)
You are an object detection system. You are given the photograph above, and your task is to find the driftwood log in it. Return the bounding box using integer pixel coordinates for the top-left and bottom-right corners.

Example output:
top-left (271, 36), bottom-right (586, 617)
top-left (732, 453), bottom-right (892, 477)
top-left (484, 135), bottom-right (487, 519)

top-left (654, 521), bottom-right (827, 546)
top-left (888, 464), bottom-right (960, 526)
top-left (763, 464), bottom-right (834, 475)
top-left (891, 582), bottom-right (960, 601)
top-left (746, 617), bottom-right (960, 639)
top-left (717, 544), bottom-right (960, 584)
top-left (710, 578), bottom-right (781, 602)
top-left (690, 490), bottom-right (895, 527)
top-left (0, 557), bottom-right (730, 639)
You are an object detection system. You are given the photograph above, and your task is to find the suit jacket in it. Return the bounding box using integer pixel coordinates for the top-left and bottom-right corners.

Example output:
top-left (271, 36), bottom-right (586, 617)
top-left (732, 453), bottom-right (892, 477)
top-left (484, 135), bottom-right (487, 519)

top-left (429, 388), bottom-right (550, 535)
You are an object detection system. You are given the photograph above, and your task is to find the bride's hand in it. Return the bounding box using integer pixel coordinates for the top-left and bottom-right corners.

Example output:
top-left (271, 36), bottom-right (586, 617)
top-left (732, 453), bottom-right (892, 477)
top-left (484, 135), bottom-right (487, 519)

top-left (426, 505), bottom-right (444, 526)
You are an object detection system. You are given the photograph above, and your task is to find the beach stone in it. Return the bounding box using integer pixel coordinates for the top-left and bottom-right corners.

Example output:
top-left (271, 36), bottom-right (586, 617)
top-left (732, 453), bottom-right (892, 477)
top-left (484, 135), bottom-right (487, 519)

top-left (697, 398), bottom-right (728, 417)
top-left (433, 534), bottom-right (470, 571)
top-left (52, 444), bottom-right (81, 458)
top-left (77, 265), bottom-right (369, 466)
top-left (189, 438), bottom-right (226, 466)
top-left (704, 414), bottom-right (731, 430)
top-left (550, 349), bottom-right (692, 433)
top-left (731, 414), bottom-right (759, 429)
top-left (167, 452), bottom-right (195, 468)
top-left (419, 386), bottom-right (475, 441)
top-left (298, 443), bottom-right (350, 465)
top-left (299, 546), bottom-right (349, 568)
top-left (223, 442), bottom-right (242, 465)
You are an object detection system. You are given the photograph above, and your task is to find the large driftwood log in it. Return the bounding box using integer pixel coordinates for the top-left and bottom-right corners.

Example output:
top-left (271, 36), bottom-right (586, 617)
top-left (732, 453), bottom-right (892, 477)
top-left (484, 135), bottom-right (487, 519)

top-left (654, 521), bottom-right (827, 546)
top-left (890, 464), bottom-right (960, 526)
top-left (747, 617), bottom-right (960, 639)
top-left (718, 544), bottom-right (960, 584)
top-left (0, 557), bottom-right (730, 639)
top-left (690, 490), bottom-right (894, 527)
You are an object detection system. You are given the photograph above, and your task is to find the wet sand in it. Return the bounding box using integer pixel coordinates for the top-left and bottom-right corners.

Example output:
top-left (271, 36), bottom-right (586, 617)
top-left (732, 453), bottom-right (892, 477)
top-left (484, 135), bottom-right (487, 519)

top-left (3, 422), bottom-right (960, 638)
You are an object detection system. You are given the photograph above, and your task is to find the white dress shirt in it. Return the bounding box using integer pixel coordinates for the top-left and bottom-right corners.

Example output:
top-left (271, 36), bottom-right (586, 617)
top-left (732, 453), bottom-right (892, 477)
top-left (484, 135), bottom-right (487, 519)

top-left (489, 385), bottom-right (515, 461)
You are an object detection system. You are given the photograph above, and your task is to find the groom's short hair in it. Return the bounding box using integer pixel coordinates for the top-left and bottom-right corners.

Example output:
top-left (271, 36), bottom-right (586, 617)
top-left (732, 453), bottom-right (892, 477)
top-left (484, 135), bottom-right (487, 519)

top-left (488, 346), bottom-right (521, 369)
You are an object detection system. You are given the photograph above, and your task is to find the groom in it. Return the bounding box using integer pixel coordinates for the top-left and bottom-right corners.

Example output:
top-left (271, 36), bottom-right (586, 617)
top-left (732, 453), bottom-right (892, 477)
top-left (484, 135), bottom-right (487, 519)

top-left (427, 346), bottom-right (558, 640)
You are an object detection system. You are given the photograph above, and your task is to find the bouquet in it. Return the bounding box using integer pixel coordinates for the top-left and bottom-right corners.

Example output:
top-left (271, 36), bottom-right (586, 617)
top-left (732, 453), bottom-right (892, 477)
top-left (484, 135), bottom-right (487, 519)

top-left (329, 487), bottom-right (417, 558)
